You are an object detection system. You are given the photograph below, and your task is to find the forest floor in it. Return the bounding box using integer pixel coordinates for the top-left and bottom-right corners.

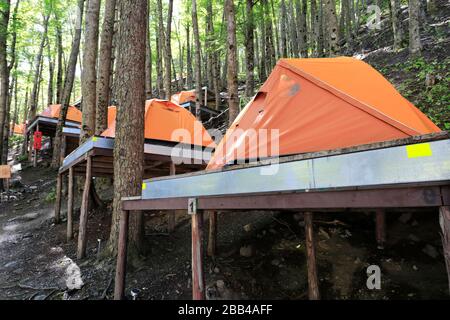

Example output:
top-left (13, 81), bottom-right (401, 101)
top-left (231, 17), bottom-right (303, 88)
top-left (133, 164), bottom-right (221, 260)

top-left (0, 156), bottom-right (448, 300)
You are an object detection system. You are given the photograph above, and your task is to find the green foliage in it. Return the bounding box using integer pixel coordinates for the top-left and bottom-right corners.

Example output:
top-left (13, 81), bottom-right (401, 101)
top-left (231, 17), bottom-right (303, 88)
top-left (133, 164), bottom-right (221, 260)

top-left (393, 57), bottom-right (450, 129)
top-left (44, 188), bottom-right (56, 203)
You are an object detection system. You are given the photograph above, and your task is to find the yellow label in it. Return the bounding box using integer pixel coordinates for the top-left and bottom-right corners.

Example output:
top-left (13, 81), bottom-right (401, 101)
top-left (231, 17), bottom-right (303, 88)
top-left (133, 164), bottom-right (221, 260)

top-left (142, 183), bottom-right (147, 190)
top-left (92, 137), bottom-right (98, 142)
top-left (406, 143), bottom-right (432, 158)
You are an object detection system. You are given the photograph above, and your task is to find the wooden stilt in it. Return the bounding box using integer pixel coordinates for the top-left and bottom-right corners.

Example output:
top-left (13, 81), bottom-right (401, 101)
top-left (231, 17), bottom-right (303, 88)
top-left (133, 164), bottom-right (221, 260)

top-left (190, 198), bottom-right (205, 300)
top-left (54, 173), bottom-right (62, 224)
top-left (77, 156), bottom-right (92, 259)
top-left (28, 129), bottom-right (33, 162)
top-left (60, 135), bottom-right (67, 165)
top-left (67, 167), bottom-right (74, 241)
top-left (207, 211), bottom-right (217, 257)
top-left (114, 209), bottom-right (130, 300)
top-left (304, 212), bottom-right (320, 300)
top-left (167, 162), bottom-right (176, 232)
top-left (439, 206), bottom-right (450, 295)
top-left (375, 210), bottom-right (386, 249)
top-left (33, 124), bottom-right (39, 167)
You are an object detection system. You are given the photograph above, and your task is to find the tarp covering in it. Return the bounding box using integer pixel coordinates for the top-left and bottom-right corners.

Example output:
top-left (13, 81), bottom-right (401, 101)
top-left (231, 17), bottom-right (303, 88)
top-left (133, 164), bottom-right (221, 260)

top-left (171, 90), bottom-right (196, 105)
top-left (101, 99), bottom-right (215, 148)
top-left (40, 104), bottom-right (82, 123)
top-left (207, 57), bottom-right (441, 169)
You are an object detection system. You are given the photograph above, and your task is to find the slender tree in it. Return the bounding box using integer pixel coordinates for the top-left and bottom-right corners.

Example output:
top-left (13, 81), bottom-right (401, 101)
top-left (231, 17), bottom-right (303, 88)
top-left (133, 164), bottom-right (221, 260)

top-left (51, 0), bottom-right (85, 168)
top-left (0, 0), bottom-right (11, 163)
top-left (192, 0), bottom-right (202, 118)
top-left (390, 0), bottom-right (404, 50)
top-left (244, 0), bottom-right (255, 97)
top-left (80, 0), bottom-right (101, 141)
top-left (96, 0), bottom-right (117, 135)
top-left (225, 0), bottom-right (239, 125)
top-left (164, 0), bottom-right (173, 99)
top-left (108, 0), bottom-right (147, 256)
top-left (409, 0), bottom-right (422, 55)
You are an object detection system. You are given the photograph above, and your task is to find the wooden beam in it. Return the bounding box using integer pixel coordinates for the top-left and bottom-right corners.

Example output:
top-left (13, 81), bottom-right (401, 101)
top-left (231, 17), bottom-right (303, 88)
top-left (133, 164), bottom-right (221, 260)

top-left (77, 156), bottom-right (92, 259)
top-left (114, 209), bottom-right (130, 300)
top-left (190, 199), bottom-right (205, 300)
top-left (304, 212), bottom-right (320, 300)
top-left (67, 167), bottom-right (74, 241)
top-left (207, 211), bottom-right (217, 257)
top-left (54, 173), bottom-right (62, 224)
top-left (375, 210), bottom-right (386, 249)
top-left (439, 206), bottom-right (450, 295)
top-left (168, 162), bottom-right (176, 232)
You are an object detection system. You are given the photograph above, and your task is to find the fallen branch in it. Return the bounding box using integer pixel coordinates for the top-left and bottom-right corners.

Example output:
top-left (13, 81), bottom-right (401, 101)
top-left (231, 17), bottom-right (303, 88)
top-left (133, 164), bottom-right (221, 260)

top-left (101, 274), bottom-right (113, 299)
top-left (18, 283), bottom-right (60, 291)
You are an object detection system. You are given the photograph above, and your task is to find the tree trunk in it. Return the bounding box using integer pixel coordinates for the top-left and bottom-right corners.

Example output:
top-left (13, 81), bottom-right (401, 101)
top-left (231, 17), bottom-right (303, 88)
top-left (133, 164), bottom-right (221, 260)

top-left (310, 0), bottom-right (319, 57)
top-left (206, 0), bottom-right (214, 93)
top-left (390, 0), bottom-right (404, 50)
top-left (145, 3), bottom-right (152, 97)
top-left (46, 35), bottom-right (54, 105)
top-left (81, 0), bottom-right (101, 142)
top-left (192, 0), bottom-right (202, 119)
top-left (51, 0), bottom-right (85, 168)
top-left (280, 0), bottom-right (288, 57)
top-left (244, 0), bottom-right (255, 97)
top-left (164, 0), bottom-right (173, 99)
top-left (96, 0), bottom-right (117, 135)
top-left (225, 0), bottom-right (239, 125)
top-left (324, 0), bottom-right (339, 56)
top-left (156, 0), bottom-right (165, 98)
top-left (0, 0), bottom-right (10, 165)
top-left (186, 24), bottom-right (193, 89)
top-left (409, 0), bottom-right (422, 55)
top-left (55, 22), bottom-right (64, 104)
top-left (297, 0), bottom-right (308, 57)
top-left (28, 16), bottom-right (49, 121)
top-left (317, 0), bottom-right (325, 56)
top-left (108, 0), bottom-right (147, 257)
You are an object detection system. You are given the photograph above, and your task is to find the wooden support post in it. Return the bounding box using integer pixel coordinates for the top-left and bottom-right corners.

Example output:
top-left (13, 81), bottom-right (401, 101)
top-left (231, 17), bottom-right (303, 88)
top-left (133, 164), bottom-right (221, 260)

top-left (33, 124), bottom-right (39, 167)
top-left (167, 162), bottom-right (176, 232)
top-left (54, 173), bottom-right (62, 224)
top-left (439, 206), bottom-right (450, 295)
top-left (60, 135), bottom-right (67, 164)
top-left (190, 198), bottom-right (205, 300)
top-left (28, 128), bottom-right (33, 162)
top-left (304, 212), bottom-right (320, 300)
top-left (375, 210), bottom-right (386, 249)
top-left (77, 156), bottom-right (92, 259)
top-left (114, 209), bottom-right (130, 300)
top-left (67, 167), bottom-right (74, 241)
top-left (207, 211), bottom-right (217, 257)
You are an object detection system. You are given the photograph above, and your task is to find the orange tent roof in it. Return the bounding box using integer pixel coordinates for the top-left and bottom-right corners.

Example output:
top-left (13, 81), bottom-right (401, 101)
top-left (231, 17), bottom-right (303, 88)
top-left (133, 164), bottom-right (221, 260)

top-left (171, 90), bottom-right (196, 105)
top-left (101, 99), bottom-right (215, 148)
top-left (207, 57), bottom-right (441, 169)
top-left (107, 106), bottom-right (117, 127)
top-left (40, 104), bottom-right (82, 123)
top-left (12, 123), bottom-right (24, 135)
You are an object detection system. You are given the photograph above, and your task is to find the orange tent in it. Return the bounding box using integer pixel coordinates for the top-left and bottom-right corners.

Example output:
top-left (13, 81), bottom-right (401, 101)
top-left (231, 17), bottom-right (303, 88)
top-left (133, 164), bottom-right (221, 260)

top-left (107, 106), bottom-right (117, 126)
top-left (101, 99), bottom-right (215, 148)
top-left (40, 104), bottom-right (82, 123)
top-left (208, 57), bottom-right (441, 169)
top-left (12, 123), bottom-right (25, 135)
top-left (171, 90), bottom-right (196, 105)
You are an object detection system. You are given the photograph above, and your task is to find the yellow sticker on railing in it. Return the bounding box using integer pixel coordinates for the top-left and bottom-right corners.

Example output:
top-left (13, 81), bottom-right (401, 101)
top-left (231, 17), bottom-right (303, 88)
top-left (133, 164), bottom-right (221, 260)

top-left (92, 137), bottom-right (98, 142)
top-left (406, 143), bottom-right (432, 158)
top-left (142, 183), bottom-right (147, 190)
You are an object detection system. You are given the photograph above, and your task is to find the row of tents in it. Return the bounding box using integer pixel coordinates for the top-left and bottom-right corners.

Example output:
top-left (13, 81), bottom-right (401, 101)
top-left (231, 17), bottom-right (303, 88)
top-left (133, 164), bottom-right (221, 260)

top-left (45, 57), bottom-right (442, 262)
